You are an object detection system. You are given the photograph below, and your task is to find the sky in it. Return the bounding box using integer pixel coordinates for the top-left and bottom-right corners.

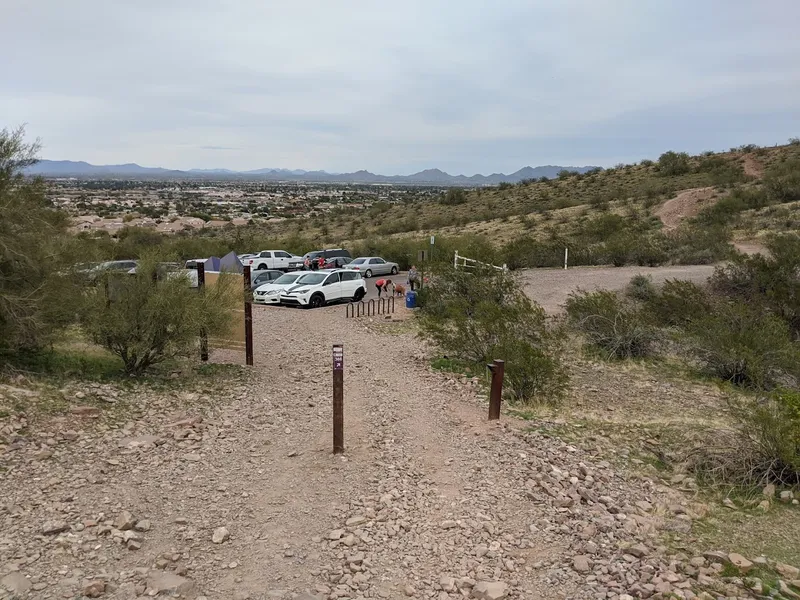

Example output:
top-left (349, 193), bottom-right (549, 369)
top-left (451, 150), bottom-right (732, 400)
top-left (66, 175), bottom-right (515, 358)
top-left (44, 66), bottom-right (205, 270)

top-left (2, 1), bottom-right (800, 175)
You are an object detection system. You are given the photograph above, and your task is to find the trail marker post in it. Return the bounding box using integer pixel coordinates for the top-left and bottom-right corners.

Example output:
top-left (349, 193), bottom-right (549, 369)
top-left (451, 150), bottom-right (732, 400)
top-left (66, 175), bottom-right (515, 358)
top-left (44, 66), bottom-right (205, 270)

top-left (243, 266), bottom-right (254, 366)
top-left (487, 359), bottom-right (505, 420)
top-left (564, 247), bottom-right (569, 270)
top-left (333, 344), bottom-right (344, 454)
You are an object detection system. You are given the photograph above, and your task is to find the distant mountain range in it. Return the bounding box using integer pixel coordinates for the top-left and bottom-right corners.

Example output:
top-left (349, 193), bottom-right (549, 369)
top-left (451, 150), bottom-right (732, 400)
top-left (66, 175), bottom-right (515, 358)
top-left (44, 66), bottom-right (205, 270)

top-left (25, 160), bottom-right (599, 185)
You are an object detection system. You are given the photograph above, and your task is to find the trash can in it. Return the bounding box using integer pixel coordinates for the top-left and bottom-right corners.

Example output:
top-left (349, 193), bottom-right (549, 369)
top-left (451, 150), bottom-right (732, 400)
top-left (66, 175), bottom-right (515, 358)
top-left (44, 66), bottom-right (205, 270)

top-left (405, 290), bottom-right (417, 309)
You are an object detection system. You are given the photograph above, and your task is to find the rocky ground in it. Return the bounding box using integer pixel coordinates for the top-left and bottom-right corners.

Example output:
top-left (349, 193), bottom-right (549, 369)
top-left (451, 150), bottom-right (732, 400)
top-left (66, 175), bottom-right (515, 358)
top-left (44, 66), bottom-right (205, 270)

top-left (1, 304), bottom-right (798, 600)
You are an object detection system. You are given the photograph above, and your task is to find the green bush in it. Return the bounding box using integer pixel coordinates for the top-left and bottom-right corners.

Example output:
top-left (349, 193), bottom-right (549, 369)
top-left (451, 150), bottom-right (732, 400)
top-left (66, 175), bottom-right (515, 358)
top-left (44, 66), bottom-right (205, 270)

top-left (657, 151), bottom-right (691, 176)
top-left (625, 274), bottom-right (656, 301)
top-left (493, 337), bottom-right (568, 405)
top-left (418, 265), bottom-right (566, 404)
top-left (710, 233), bottom-right (800, 335)
top-left (685, 301), bottom-right (799, 389)
top-left (645, 279), bottom-right (710, 327)
top-left (565, 290), bottom-right (658, 359)
top-left (694, 392), bottom-right (800, 486)
top-left (82, 255), bottom-right (238, 375)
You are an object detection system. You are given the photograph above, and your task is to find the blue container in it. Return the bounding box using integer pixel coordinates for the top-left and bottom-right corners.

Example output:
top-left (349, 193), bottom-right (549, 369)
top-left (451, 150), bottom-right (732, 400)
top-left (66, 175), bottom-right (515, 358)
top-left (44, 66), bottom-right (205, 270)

top-left (405, 290), bottom-right (417, 309)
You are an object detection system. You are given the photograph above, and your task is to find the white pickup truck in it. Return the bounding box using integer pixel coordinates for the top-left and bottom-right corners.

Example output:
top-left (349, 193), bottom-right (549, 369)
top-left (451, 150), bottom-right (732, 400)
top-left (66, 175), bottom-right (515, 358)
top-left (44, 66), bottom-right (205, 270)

top-left (244, 250), bottom-right (303, 272)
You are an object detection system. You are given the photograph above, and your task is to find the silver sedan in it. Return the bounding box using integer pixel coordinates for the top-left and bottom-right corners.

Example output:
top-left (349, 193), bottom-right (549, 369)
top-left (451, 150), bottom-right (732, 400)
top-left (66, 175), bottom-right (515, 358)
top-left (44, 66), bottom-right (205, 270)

top-left (345, 257), bottom-right (399, 278)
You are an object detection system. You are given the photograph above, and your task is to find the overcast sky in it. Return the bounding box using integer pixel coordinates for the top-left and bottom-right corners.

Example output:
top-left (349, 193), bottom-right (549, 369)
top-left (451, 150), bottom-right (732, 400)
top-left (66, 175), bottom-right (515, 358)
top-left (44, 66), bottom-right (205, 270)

top-left (2, 1), bottom-right (799, 174)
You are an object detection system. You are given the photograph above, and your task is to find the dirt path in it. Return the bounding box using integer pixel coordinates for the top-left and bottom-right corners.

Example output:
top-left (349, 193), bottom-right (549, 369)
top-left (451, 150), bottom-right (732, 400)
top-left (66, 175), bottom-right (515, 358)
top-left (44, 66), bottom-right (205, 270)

top-left (654, 187), bottom-right (718, 230)
top-left (519, 264), bottom-right (716, 313)
top-left (1, 304), bottom-right (725, 600)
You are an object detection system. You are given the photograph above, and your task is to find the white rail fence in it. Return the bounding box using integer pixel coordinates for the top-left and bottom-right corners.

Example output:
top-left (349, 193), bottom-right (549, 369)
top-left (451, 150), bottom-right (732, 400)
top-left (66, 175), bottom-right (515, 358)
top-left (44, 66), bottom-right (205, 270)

top-left (453, 250), bottom-right (508, 272)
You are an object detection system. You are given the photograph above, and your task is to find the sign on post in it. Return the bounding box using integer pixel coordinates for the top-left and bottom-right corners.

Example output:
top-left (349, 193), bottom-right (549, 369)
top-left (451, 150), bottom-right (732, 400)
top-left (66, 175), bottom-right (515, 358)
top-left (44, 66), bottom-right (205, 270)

top-left (332, 344), bottom-right (344, 454)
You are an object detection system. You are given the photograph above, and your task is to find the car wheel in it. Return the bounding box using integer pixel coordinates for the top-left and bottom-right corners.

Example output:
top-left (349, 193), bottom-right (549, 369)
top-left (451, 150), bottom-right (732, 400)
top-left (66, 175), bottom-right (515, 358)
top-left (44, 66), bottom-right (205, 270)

top-left (257, 263), bottom-right (267, 270)
top-left (391, 266), bottom-right (398, 275)
top-left (309, 294), bottom-right (325, 309)
top-left (364, 269), bottom-right (372, 278)
top-left (353, 288), bottom-right (365, 302)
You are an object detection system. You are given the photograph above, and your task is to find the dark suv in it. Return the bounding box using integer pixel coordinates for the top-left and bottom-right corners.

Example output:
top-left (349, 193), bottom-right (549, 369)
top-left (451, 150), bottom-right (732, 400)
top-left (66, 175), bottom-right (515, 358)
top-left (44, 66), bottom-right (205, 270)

top-left (302, 248), bottom-right (352, 270)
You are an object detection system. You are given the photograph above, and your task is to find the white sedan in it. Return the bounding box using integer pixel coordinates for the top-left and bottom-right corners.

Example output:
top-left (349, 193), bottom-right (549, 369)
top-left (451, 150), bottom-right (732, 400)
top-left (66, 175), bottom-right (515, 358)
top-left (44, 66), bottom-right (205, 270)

top-left (345, 257), bottom-right (399, 278)
top-left (253, 271), bottom-right (306, 305)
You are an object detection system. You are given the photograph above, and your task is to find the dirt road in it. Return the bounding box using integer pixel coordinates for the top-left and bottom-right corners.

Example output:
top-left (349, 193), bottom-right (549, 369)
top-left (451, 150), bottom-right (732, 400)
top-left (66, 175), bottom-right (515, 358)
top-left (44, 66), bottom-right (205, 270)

top-left (519, 264), bottom-right (716, 313)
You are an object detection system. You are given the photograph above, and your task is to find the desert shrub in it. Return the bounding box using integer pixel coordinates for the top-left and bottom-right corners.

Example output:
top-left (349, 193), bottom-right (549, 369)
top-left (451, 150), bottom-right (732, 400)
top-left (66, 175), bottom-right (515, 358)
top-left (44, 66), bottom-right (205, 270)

top-left (626, 275), bottom-right (656, 301)
top-left (668, 225), bottom-right (732, 264)
top-left (763, 157), bottom-right (800, 204)
top-left (604, 232), bottom-right (637, 267)
top-left (418, 265), bottom-right (566, 404)
top-left (645, 279), bottom-right (710, 327)
top-left (82, 255), bottom-right (238, 375)
top-left (657, 151), bottom-right (691, 176)
top-left (789, 137), bottom-right (800, 146)
top-left (684, 301), bottom-right (799, 389)
top-left (565, 290), bottom-right (658, 358)
top-left (497, 182), bottom-right (513, 190)
top-left (640, 159), bottom-right (654, 167)
top-left (492, 336), bottom-right (568, 405)
top-left (710, 233), bottom-right (800, 335)
top-left (440, 188), bottom-right (467, 205)
top-left (690, 392), bottom-right (800, 486)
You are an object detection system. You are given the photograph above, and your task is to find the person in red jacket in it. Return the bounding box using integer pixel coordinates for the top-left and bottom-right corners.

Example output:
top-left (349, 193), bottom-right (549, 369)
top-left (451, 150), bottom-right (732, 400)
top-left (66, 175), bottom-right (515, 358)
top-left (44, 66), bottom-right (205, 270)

top-left (317, 256), bottom-right (325, 269)
top-left (374, 278), bottom-right (392, 298)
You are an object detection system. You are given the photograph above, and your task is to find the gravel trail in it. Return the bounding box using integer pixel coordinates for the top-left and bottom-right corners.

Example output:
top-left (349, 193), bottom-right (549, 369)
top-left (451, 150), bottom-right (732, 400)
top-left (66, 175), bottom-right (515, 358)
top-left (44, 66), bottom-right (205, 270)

top-left (1, 302), bottom-right (746, 600)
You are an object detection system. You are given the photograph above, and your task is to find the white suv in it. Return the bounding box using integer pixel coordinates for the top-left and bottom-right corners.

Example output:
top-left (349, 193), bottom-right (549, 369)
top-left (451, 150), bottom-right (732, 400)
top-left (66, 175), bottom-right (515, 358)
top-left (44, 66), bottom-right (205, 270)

top-left (280, 269), bottom-right (366, 308)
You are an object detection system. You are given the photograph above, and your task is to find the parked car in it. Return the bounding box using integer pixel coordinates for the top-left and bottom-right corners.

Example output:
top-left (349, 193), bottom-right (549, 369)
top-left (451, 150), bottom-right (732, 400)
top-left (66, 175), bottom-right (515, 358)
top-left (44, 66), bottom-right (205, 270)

top-left (250, 269), bottom-right (283, 289)
top-left (253, 271), bottom-right (308, 305)
top-left (87, 260), bottom-right (139, 282)
top-left (301, 248), bottom-right (352, 270)
top-left (345, 257), bottom-right (399, 278)
top-left (280, 269), bottom-right (365, 308)
top-left (323, 256), bottom-right (352, 269)
top-left (244, 250), bottom-right (303, 272)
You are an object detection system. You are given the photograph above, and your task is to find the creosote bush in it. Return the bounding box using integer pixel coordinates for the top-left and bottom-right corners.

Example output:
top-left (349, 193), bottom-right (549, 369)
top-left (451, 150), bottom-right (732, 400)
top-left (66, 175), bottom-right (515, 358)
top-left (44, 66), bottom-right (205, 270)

top-left (565, 290), bottom-right (657, 359)
top-left (82, 255), bottom-right (238, 375)
top-left (685, 301), bottom-right (798, 389)
top-left (418, 265), bottom-right (566, 405)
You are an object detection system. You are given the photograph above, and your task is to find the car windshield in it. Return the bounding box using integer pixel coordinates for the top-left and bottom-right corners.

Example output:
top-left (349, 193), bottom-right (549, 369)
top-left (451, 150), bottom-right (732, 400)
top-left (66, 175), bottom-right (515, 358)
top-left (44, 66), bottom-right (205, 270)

top-left (296, 273), bottom-right (326, 285)
top-left (273, 273), bottom-right (302, 285)
top-left (351, 258), bottom-right (367, 264)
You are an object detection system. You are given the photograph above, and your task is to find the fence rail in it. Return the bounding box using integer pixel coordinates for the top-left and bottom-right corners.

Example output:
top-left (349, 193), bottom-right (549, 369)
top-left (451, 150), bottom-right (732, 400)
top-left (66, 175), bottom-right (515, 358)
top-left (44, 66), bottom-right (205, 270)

top-left (345, 296), bottom-right (395, 318)
top-left (453, 250), bottom-right (508, 272)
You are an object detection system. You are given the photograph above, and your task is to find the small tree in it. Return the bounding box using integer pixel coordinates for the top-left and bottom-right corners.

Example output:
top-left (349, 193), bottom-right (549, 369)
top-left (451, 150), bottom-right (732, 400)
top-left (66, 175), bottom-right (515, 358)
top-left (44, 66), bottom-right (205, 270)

top-left (83, 256), bottom-right (237, 375)
top-left (0, 127), bottom-right (87, 361)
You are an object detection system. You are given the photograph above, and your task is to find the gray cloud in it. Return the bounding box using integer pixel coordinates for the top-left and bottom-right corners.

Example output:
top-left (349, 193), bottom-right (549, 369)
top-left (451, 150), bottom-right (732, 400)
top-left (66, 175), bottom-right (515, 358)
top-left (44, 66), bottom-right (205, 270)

top-left (1, 0), bottom-right (799, 174)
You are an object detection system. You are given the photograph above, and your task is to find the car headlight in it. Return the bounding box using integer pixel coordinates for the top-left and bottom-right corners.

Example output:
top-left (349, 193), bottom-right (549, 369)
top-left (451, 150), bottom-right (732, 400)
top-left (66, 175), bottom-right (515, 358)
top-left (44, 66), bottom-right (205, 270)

top-left (266, 290), bottom-right (279, 296)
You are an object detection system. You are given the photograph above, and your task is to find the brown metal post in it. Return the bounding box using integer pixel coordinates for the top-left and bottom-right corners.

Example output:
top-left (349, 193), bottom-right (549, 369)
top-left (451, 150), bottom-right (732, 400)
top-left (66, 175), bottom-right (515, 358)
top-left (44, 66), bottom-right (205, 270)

top-left (332, 344), bottom-right (344, 454)
top-left (488, 359), bottom-right (505, 420)
top-left (243, 266), bottom-right (254, 366)
top-left (197, 263), bottom-right (208, 362)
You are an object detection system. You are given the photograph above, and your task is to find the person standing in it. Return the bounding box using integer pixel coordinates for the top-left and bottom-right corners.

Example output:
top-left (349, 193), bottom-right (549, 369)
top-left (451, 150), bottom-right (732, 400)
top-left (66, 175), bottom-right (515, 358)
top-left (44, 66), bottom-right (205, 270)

top-left (407, 265), bottom-right (419, 291)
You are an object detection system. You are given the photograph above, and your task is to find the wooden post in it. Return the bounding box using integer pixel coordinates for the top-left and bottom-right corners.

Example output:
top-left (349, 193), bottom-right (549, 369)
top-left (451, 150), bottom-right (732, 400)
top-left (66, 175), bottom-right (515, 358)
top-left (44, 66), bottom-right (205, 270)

top-left (564, 247), bottom-right (569, 270)
top-left (332, 344), bottom-right (344, 454)
top-left (243, 266), bottom-right (254, 366)
top-left (197, 263), bottom-right (208, 362)
top-left (488, 359), bottom-right (505, 420)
